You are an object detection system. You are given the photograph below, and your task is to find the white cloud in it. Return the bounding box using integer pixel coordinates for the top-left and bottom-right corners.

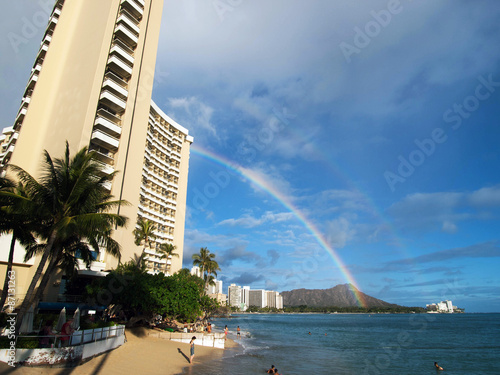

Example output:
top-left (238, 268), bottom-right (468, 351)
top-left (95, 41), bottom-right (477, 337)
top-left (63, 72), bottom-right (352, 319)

top-left (468, 186), bottom-right (500, 207)
top-left (325, 217), bottom-right (355, 249)
top-left (166, 96), bottom-right (216, 138)
top-left (388, 187), bottom-right (500, 233)
top-left (218, 211), bottom-right (294, 228)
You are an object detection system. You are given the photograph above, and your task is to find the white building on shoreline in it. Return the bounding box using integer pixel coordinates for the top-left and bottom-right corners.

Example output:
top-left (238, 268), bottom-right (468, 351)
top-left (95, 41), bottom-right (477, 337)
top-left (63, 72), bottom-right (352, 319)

top-left (426, 300), bottom-right (456, 313)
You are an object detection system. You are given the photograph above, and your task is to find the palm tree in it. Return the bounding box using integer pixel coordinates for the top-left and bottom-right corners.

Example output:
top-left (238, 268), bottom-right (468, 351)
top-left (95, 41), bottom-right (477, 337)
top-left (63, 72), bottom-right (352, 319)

top-left (133, 218), bottom-right (157, 268)
top-left (192, 247), bottom-right (220, 292)
top-left (3, 142), bottom-right (128, 332)
top-left (158, 242), bottom-right (178, 273)
top-left (0, 178), bottom-right (38, 310)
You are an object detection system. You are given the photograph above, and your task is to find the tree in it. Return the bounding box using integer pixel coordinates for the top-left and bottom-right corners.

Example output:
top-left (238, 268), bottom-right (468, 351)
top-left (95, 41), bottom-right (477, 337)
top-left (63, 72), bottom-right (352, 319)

top-left (86, 266), bottom-right (206, 326)
top-left (191, 247), bottom-right (220, 292)
top-left (132, 218), bottom-right (157, 268)
top-left (158, 242), bottom-right (178, 274)
top-left (2, 142), bottom-right (128, 332)
top-left (0, 178), bottom-right (38, 310)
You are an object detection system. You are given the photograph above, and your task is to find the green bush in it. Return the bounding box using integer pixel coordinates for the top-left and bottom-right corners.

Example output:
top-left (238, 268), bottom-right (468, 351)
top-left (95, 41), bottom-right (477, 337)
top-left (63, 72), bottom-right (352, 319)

top-left (0, 336), bottom-right (39, 349)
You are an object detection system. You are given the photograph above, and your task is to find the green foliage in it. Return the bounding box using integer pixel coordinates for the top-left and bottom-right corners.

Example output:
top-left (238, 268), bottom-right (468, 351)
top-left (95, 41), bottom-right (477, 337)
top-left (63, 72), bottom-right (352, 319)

top-left (191, 247), bottom-right (220, 292)
top-left (80, 319), bottom-right (117, 330)
top-left (86, 266), bottom-right (213, 325)
top-left (0, 337), bottom-right (39, 349)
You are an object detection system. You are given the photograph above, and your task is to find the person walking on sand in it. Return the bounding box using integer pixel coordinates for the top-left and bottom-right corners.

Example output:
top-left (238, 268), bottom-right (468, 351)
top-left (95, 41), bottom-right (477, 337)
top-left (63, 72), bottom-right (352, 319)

top-left (224, 325), bottom-right (228, 340)
top-left (189, 336), bottom-right (196, 364)
top-left (237, 326), bottom-right (241, 339)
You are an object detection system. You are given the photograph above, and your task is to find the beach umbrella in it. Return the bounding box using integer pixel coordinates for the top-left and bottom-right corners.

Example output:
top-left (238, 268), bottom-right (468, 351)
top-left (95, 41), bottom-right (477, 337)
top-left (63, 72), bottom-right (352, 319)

top-left (72, 307), bottom-right (80, 330)
top-left (56, 307), bottom-right (66, 331)
top-left (19, 305), bottom-right (34, 333)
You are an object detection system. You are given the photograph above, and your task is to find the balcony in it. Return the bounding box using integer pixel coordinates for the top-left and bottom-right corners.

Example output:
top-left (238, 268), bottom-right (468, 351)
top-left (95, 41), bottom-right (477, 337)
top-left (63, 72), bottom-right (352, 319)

top-left (1, 144), bottom-right (15, 159)
top-left (41, 34), bottom-right (52, 45)
top-left (48, 15), bottom-right (58, 26)
top-left (102, 75), bottom-right (128, 100)
top-left (91, 129), bottom-right (120, 151)
top-left (27, 72), bottom-right (38, 89)
top-left (119, 8), bottom-right (140, 26)
top-left (89, 143), bottom-right (115, 165)
top-left (94, 115), bottom-right (122, 138)
top-left (121, 0), bottom-right (144, 19)
top-left (95, 161), bottom-right (115, 175)
top-left (21, 97), bottom-right (31, 106)
top-left (107, 55), bottom-right (133, 79)
top-left (109, 40), bottom-right (135, 66)
top-left (15, 107), bottom-right (28, 123)
top-left (97, 107), bottom-right (121, 124)
top-left (116, 12), bottom-right (140, 36)
top-left (99, 90), bottom-right (126, 113)
top-left (32, 63), bottom-right (42, 73)
top-left (39, 42), bottom-right (49, 55)
top-left (114, 23), bottom-right (138, 48)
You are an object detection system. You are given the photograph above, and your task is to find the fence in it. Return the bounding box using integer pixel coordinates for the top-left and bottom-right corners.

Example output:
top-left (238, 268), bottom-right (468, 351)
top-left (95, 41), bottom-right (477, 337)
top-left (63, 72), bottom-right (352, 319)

top-left (16, 324), bottom-right (126, 348)
top-left (0, 325), bottom-right (126, 366)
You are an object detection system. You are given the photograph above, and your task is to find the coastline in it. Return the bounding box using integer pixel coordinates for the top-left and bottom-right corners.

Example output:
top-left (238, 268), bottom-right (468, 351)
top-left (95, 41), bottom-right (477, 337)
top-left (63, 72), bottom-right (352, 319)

top-left (0, 328), bottom-right (236, 375)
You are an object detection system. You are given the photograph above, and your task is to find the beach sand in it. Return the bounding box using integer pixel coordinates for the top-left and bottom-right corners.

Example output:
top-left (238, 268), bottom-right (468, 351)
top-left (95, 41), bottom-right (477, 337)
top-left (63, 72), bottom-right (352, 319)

top-left (0, 328), bottom-right (237, 375)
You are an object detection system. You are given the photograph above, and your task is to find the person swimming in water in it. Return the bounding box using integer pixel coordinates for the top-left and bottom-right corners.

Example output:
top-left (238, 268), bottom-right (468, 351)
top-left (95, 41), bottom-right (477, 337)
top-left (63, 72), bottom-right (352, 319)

top-left (266, 365), bottom-right (275, 373)
top-left (434, 362), bottom-right (444, 370)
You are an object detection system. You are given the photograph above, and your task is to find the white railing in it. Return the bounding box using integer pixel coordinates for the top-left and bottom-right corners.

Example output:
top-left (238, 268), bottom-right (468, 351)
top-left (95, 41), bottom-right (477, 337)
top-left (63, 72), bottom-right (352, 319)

top-left (17, 325), bottom-right (125, 348)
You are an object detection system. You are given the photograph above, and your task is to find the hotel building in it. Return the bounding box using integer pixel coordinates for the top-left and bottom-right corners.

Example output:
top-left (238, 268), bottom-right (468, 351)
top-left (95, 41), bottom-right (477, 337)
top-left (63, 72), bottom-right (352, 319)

top-left (0, 0), bottom-right (193, 303)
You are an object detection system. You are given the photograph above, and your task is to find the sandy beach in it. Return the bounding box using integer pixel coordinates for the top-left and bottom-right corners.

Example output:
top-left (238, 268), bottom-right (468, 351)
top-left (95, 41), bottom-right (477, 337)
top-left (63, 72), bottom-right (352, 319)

top-left (0, 328), bottom-right (237, 375)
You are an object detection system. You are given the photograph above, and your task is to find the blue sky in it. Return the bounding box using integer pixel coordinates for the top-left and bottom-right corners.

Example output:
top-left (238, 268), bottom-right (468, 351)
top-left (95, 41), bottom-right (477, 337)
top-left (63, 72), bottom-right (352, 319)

top-left (2, 1), bottom-right (500, 312)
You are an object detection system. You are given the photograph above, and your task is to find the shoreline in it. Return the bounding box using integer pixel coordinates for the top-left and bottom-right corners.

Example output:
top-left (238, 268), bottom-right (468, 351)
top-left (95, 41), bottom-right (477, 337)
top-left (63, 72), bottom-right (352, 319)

top-left (0, 328), bottom-right (237, 375)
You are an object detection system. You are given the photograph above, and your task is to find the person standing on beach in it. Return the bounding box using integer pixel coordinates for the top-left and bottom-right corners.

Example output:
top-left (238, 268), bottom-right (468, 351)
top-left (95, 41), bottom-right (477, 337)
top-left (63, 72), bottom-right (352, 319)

top-left (237, 326), bottom-right (241, 339)
top-left (224, 325), bottom-right (228, 340)
top-left (60, 319), bottom-right (74, 347)
top-left (189, 336), bottom-right (196, 364)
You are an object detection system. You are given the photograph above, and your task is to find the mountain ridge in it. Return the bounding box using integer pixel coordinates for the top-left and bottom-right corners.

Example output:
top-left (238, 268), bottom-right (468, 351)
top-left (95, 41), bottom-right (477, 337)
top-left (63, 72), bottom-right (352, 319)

top-left (281, 284), bottom-right (399, 308)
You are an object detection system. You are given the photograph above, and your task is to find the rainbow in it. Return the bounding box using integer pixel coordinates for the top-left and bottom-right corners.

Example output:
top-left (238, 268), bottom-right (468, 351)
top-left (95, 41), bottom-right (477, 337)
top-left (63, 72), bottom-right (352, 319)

top-left (190, 144), bottom-right (368, 307)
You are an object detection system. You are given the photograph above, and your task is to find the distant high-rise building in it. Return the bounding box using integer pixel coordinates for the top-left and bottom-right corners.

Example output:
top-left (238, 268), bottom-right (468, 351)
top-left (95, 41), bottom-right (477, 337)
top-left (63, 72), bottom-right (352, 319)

top-left (206, 278), bottom-right (223, 295)
top-left (249, 289), bottom-right (267, 309)
top-left (228, 284), bottom-right (242, 308)
top-left (241, 286), bottom-right (250, 311)
top-left (190, 266), bottom-right (202, 278)
top-left (0, 0), bottom-right (193, 303)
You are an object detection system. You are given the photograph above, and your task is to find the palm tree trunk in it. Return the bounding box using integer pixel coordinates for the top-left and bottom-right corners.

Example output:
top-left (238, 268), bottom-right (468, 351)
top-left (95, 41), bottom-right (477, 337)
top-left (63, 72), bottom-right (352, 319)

top-left (15, 232), bottom-right (56, 333)
top-left (0, 235), bottom-right (17, 310)
top-left (30, 248), bottom-right (61, 312)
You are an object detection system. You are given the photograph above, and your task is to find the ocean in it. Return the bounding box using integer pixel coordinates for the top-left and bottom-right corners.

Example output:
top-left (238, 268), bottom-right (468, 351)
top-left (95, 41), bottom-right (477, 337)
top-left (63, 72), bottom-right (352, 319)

top-left (181, 313), bottom-right (500, 375)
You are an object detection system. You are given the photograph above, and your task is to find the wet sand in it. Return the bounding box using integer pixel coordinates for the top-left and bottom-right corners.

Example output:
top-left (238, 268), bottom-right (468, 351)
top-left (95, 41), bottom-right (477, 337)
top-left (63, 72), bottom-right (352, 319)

top-left (0, 328), bottom-right (237, 375)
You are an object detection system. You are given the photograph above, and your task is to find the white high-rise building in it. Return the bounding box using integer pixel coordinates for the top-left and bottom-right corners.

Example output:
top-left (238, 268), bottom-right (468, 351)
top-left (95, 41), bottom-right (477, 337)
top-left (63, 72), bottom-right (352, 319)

top-left (0, 0), bottom-right (193, 304)
top-left (241, 286), bottom-right (250, 311)
top-left (228, 284), bottom-right (242, 308)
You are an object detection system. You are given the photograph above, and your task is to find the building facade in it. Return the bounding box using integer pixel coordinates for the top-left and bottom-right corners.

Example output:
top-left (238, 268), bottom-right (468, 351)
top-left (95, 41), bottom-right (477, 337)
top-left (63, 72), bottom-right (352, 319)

top-left (0, 0), bottom-right (192, 303)
top-left (228, 284), bottom-right (242, 308)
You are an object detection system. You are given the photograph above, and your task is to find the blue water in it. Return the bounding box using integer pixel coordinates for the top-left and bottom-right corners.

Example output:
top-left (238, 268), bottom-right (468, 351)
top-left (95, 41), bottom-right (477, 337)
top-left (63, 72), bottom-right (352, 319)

top-left (181, 313), bottom-right (500, 375)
